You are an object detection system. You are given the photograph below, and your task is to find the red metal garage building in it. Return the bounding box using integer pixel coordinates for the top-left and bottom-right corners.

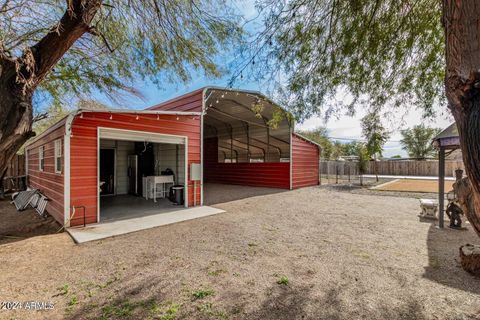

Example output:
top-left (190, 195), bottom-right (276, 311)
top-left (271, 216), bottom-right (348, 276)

top-left (149, 87), bottom-right (321, 194)
top-left (24, 87), bottom-right (320, 227)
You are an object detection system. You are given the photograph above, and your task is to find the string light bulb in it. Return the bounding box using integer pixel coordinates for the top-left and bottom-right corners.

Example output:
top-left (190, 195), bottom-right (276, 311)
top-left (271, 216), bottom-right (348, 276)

top-left (176, 116), bottom-right (179, 120)
top-left (136, 114), bottom-right (139, 120)
top-left (156, 114), bottom-right (159, 120)
top-left (80, 113), bottom-right (83, 119)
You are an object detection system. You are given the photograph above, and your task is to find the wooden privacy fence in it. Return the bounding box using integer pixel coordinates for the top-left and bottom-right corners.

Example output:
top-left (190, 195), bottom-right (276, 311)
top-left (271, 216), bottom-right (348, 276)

top-left (365, 160), bottom-right (464, 177)
top-left (321, 159), bottom-right (464, 178)
top-left (1, 154), bottom-right (26, 193)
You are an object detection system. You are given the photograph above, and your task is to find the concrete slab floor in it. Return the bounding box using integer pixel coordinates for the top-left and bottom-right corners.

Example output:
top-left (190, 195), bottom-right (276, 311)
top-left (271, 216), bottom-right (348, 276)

top-left (67, 206), bottom-right (225, 244)
top-left (100, 195), bottom-right (182, 222)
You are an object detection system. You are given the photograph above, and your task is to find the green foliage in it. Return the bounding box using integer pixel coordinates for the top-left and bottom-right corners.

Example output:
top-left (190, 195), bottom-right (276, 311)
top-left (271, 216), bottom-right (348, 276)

top-left (150, 302), bottom-right (180, 320)
top-left (361, 112), bottom-right (390, 158)
top-left (1, 1), bottom-right (242, 106)
top-left (68, 295), bottom-right (78, 306)
top-left (197, 302), bottom-right (228, 319)
top-left (298, 127), bottom-right (333, 159)
top-left (400, 124), bottom-right (441, 159)
top-left (276, 276), bottom-right (289, 285)
top-left (355, 143), bottom-right (370, 175)
top-left (57, 283), bottom-right (70, 296)
top-left (101, 301), bottom-right (136, 318)
top-left (191, 288), bottom-right (215, 300)
top-left (33, 105), bottom-right (70, 136)
top-left (257, 0), bottom-right (444, 121)
top-left (299, 126), bottom-right (372, 160)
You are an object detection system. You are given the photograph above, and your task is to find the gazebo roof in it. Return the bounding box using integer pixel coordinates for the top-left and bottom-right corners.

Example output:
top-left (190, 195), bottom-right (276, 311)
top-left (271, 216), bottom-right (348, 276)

top-left (433, 123), bottom-right (460, 149)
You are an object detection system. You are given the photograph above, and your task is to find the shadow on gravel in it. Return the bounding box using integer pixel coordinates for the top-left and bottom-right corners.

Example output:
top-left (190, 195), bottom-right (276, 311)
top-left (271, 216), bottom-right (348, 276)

top-left (203, 183), bottom-right (288, 205)
top-left (424, 223), bottom-right (480, 294)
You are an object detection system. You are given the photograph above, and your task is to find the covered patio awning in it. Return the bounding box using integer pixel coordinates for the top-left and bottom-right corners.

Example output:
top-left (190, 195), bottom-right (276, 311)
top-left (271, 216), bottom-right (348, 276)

top-left (203, 88), bottom-right (292, 163)
top-left (432, 123), bottom-right (461, 228)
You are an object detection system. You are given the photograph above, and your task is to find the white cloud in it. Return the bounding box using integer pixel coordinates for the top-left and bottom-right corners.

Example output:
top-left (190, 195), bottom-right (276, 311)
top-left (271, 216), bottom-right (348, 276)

top-left (298, 105), bottom-right (453, 157)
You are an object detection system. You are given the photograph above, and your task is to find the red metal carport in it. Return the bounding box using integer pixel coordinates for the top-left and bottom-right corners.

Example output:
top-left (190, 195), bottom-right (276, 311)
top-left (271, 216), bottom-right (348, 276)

top-left (149, 87), bottom-right (321, 197)
top-left (25, 87), bottom-right (320, 228)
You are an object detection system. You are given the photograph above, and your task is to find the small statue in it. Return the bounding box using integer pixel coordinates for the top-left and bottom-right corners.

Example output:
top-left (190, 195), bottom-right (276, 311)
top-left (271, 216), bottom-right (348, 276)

top-left (449, 170), bottom-right (473, 230)
top-left (446, 201), bottom-right (463, 228)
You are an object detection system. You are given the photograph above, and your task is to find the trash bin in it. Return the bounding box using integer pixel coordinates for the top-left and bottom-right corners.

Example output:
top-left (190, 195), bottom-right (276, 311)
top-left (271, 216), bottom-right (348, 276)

top-left (169, 185), bottom-right (184, 205)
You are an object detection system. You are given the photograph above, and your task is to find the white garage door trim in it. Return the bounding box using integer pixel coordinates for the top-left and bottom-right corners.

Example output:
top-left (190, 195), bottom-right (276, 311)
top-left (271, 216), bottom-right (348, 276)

top-left (97, 127), bottom-right (189, 224)
top-left (99, 127), bottom-right (187, 145)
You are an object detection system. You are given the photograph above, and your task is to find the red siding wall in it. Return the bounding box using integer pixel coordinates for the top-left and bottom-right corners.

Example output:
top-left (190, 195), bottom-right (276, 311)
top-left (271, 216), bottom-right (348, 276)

top-left (292, 134), bottom-right (320, 189)
top-left (69, 112), bottom-right (201, 226)
top-left (204, 137), bottom-right (290, 189)
top-left (147, 88), bottom-right (204, 112)
top-left (25, 124), bottom-right (66, 224)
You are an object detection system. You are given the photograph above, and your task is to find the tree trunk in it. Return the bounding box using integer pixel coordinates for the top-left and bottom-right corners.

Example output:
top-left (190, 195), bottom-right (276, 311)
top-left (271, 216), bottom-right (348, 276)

top-left (0, 0), bottom-right (102, 175)
top-left (443, 0), bottom-right (480, 238)
top-left (0, 59), bottom-right (35, 176)
top-left (459, 244), bottom-right (480, 275)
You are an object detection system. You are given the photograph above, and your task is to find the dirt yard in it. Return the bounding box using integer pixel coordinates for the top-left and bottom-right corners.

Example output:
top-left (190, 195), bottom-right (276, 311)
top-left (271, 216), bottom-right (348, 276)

top-left (373, 179), bottom-right (456, 193)
top-left (0, 197), bottom-right (61, 245)
top-left (1, 185), bottom-right (480, 320)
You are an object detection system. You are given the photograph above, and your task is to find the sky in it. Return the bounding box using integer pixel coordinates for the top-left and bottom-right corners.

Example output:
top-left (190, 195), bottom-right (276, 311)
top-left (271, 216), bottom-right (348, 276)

top-left (102, 0), bottom-right (453, 158)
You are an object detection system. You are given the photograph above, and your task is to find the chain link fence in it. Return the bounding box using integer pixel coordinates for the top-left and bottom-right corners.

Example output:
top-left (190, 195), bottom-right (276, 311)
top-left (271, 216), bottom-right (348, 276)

top-left (320, 160), bottom-right (383, 186)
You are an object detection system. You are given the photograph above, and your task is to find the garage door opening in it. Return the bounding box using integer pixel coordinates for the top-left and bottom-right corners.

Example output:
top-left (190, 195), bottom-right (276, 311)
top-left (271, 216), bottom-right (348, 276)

top-left (98, 128), bottom-right (188, 222)
top-left (203, 89), bottom-right (291, 189)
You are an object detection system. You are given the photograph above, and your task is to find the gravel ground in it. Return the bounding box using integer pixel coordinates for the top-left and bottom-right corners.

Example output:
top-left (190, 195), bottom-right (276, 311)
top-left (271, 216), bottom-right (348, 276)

top-left (1, 185), bottom-right (479, 320)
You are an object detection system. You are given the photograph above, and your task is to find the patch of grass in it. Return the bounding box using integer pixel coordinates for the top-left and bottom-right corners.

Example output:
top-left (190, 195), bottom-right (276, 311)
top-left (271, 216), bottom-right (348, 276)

top-left (276, 276), bottom-right (289, 286)
top-left (198, 303), bottom-right (228, 319)
top-left (208, 269), bottom-right (226, 276)
top-left (68, 295), bottom-right (78, 306)
top-left (247, 242), bottom-right (258, 247)
top-left (56, 283), bottom-right (69, 296)
top-left (101, 301), bottom-right (136, 318)
top-left (192, 288), bottom-right (215, 300)
top-left (150, 301), bottom-right (180, 320)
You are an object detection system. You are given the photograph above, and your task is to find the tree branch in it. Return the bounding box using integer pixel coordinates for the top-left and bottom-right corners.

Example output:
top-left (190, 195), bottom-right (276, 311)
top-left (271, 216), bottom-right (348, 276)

top-left (87, 26), bottom-right (115, 53)
top-left (16, 0), bottom-right (102, 89)
top-left (32, 112), bottom-right (48, 122)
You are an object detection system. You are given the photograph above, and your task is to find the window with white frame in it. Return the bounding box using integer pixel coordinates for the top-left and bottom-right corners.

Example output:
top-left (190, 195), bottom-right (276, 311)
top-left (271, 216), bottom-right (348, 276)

top-left (54, 139), bottom-right (62, 174)
top-left (38, 146), bottom-right (44, 171)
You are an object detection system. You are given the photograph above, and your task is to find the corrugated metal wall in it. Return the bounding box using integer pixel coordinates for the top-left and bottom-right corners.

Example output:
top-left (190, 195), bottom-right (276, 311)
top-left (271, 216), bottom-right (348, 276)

top-left (154, 143), bottom-right (185, 184)
top-left (292, 134), bottom-right (320, 189)
top-left (69, 112), bottom-right (201, 226)
top-left (147, 88), bottom-right (204, 112)
top-left (25, 124), bottom-right (66, 224)
top-left (204, 137), bottom-right (290, 188)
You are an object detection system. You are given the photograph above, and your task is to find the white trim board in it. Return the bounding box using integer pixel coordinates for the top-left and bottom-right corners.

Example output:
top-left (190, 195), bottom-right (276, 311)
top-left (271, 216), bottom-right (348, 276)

top-left (98, 127), bottom-right (187, 145)
top-left (97, 127), bottom-right (190, 224)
